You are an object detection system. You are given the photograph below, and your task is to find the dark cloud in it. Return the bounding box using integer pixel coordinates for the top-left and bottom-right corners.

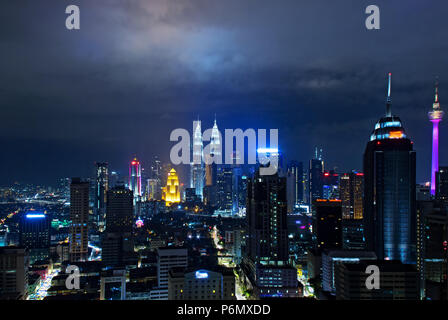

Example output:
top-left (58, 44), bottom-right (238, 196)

top-left (0, 0), bottom-right (447, 184)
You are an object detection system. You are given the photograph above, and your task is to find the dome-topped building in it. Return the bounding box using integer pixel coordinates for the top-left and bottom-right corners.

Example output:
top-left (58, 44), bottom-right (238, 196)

top-left (369, 73), bottom-right (408, 142)
top-left (363, 73), bottom-right (416, 265)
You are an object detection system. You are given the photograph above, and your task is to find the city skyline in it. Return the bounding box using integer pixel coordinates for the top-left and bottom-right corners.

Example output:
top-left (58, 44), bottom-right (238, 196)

top-left (1, 1), bottom-right (448, 185)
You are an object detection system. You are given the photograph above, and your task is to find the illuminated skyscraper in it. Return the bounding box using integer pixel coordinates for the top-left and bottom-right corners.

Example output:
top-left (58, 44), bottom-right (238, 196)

top-left (102, 185), bottom-right (134, 267)
top-left (129, 157), bottom-right (142, 201)
top-left (146, 178), bottom-right (159, 201)
top-left (19, 212), bottom-right (50, 264)
top-left (429, 80), bottom-right (444, 196)
top-left (287, 161), bottom-right (304, 213)
top-left (322, 170), bottom-right (339, 200)
top-left (205, 118), bottom-right (220, 187)
top-left (243, 165), bottom-right (299, 298)
top-left (309, 149), bottom-right (324, 203)
top-left (216, 166), bottom-right (233, 214)
top-left (70, 178), bottom-right (89, 262)
top-left (191, 120), bottom-right (205, 199)
top-left (95, 162), bottom-right (108, 227)
top-left (364, 73), bottom-right (416, 264)
top-left (340, 172), bottom-right (364, 220)
top-left (165, 168), bottom-right (180, 206)
top-left (313, 199), bottom-right (342, 250)
top-left (210, 117), bottom-right (221, 160)
top-left (340, 172), bottom-right (365, 250)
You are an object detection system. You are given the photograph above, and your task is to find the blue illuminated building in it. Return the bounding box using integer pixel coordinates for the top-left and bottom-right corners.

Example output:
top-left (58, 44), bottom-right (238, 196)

top-left (363, 73), bottom-right (416, 264)
top-left (19, 212), bottom-right (50, 264)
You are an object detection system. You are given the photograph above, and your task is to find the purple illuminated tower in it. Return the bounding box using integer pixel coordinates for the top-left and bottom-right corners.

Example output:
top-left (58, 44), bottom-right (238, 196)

top-left (428, 80), bottom-right (444, 195)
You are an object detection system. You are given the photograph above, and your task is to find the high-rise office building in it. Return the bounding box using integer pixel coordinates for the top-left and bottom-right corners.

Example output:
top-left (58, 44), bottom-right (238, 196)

top-left (150, 156), bottom-right (162, 180)
top-left (164, 168), bottom-right (180, 206)
top-left (109, 171), bottom-right (120, 188)
top-left (429, 80), bottom-right (444, 196)
top-left (287, 161), bottom-right (304, 213)
top-left (210, 117), bottom-right (221, 160)
top-left (216, 166), bottom-right (233, 214)
top-left (416, 200), bottom-right (448, 299)
top-left (231, 166), bottom-right (243, 215)
top-left (205, 162), bottom-right (217, 187)
top-left (69, 178), bottom-right (89, 262)
top-left (146, 178), bottom-right (161, 201)
top-left (309, 149), bottom-right (324, 203)
top-left (416, 184), bottom-right (431, 201)
top-left (102, 185), bottom-right (134, 267)
top-left (205, 117), bottom-right (221, 188)
top-left (436, 167), bottom-right (448, 202)
top-left (340, 172), bottom-right (364, 220)
top-left (191, 120), bottom-right (205, 199)
top-left (339, 172), bottom-right (365, 250)
top-left (243, 166), bottom-right (299, 298)
top-left (95, 162), bottom-right (108, 227)
top-left (313, 199), bottom-right (342, 250)
top-left (106, 185), bottom-right (134, 233)
top-left (0, 247), bottom-right (29, 300)
top-left (147, 156), bottom-right (162, 200)
top-left (129, 157), bottom-right (142, 202)
top-left (19, 212), bottom-right (50, 264)
top-left (363, 73), bottom-right (416, 264)
top-left (156, 247), bottom-right (188, 300)
top-left (322, 170), bottom-right (339, 200)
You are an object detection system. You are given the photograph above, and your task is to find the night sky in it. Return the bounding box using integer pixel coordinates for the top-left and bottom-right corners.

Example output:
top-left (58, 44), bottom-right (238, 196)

top-left (1, 0), bottom-right (448, 186)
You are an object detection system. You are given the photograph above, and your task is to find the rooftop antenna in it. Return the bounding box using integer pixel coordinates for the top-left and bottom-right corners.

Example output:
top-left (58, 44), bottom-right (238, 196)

top-left (386, 72), bottom-right (392, 117)
top-left (434, 77), bottom-right (440, 106)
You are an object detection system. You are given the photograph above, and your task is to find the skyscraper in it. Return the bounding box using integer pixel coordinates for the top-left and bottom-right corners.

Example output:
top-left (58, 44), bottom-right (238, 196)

top-left (340, 172), bottom-right (364, 220)
top-left (364, 73), bottom-right (416, 264)
top-left (0, 247), bottom-right (29, 300)
top-left (216, 166), bottom-right (233, 214)
top-left (309, 148), bottom-right (324, 204)
top-left (146, 178), bottom-right (160, 201)
top-left (95, 162), bottom-right (108, 227)
top-left (429, 80), bottom-right (444, 196)
top-left (102, 185), bottom-right (134, 267)
top-left (156, 247), bottom-right (188, 300)
top-left (436, 166), bottom-right (448, 202)
top-left (129, 157), bottom-right (142, 202)
top-left (19, 212), bottom-right (50, 264)
top-left (210, 117), bottom-right (222, 161)
top-left (287, 161), bottom-right (303, 212)
top-left (164, 168), bottom-right (180, 206)
top-left (69, 178), bottom-right (89, 262)
top-left (322, 170), bottom-right (339, 200)
top-left (313, 199), bottom-right (342, 250)
top-left (191, 120), bottom-right (205, 199)
top-left (148, 156), bottom-right (162, 200)
top-left (340, 172), bottom-right (365, 250)
top-left (205, 118), bottom-right (220, 187)
top-left (243, 166), bottom-right (299, 298)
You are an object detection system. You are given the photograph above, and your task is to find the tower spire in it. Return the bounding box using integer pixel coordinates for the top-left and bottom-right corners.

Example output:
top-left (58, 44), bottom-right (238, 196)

top-left (429, 77), bottom-right (444, 196)
top-left (434, 77), bottom-right (440, 106)
top-left (386, 72), bottom-right (392, 117)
